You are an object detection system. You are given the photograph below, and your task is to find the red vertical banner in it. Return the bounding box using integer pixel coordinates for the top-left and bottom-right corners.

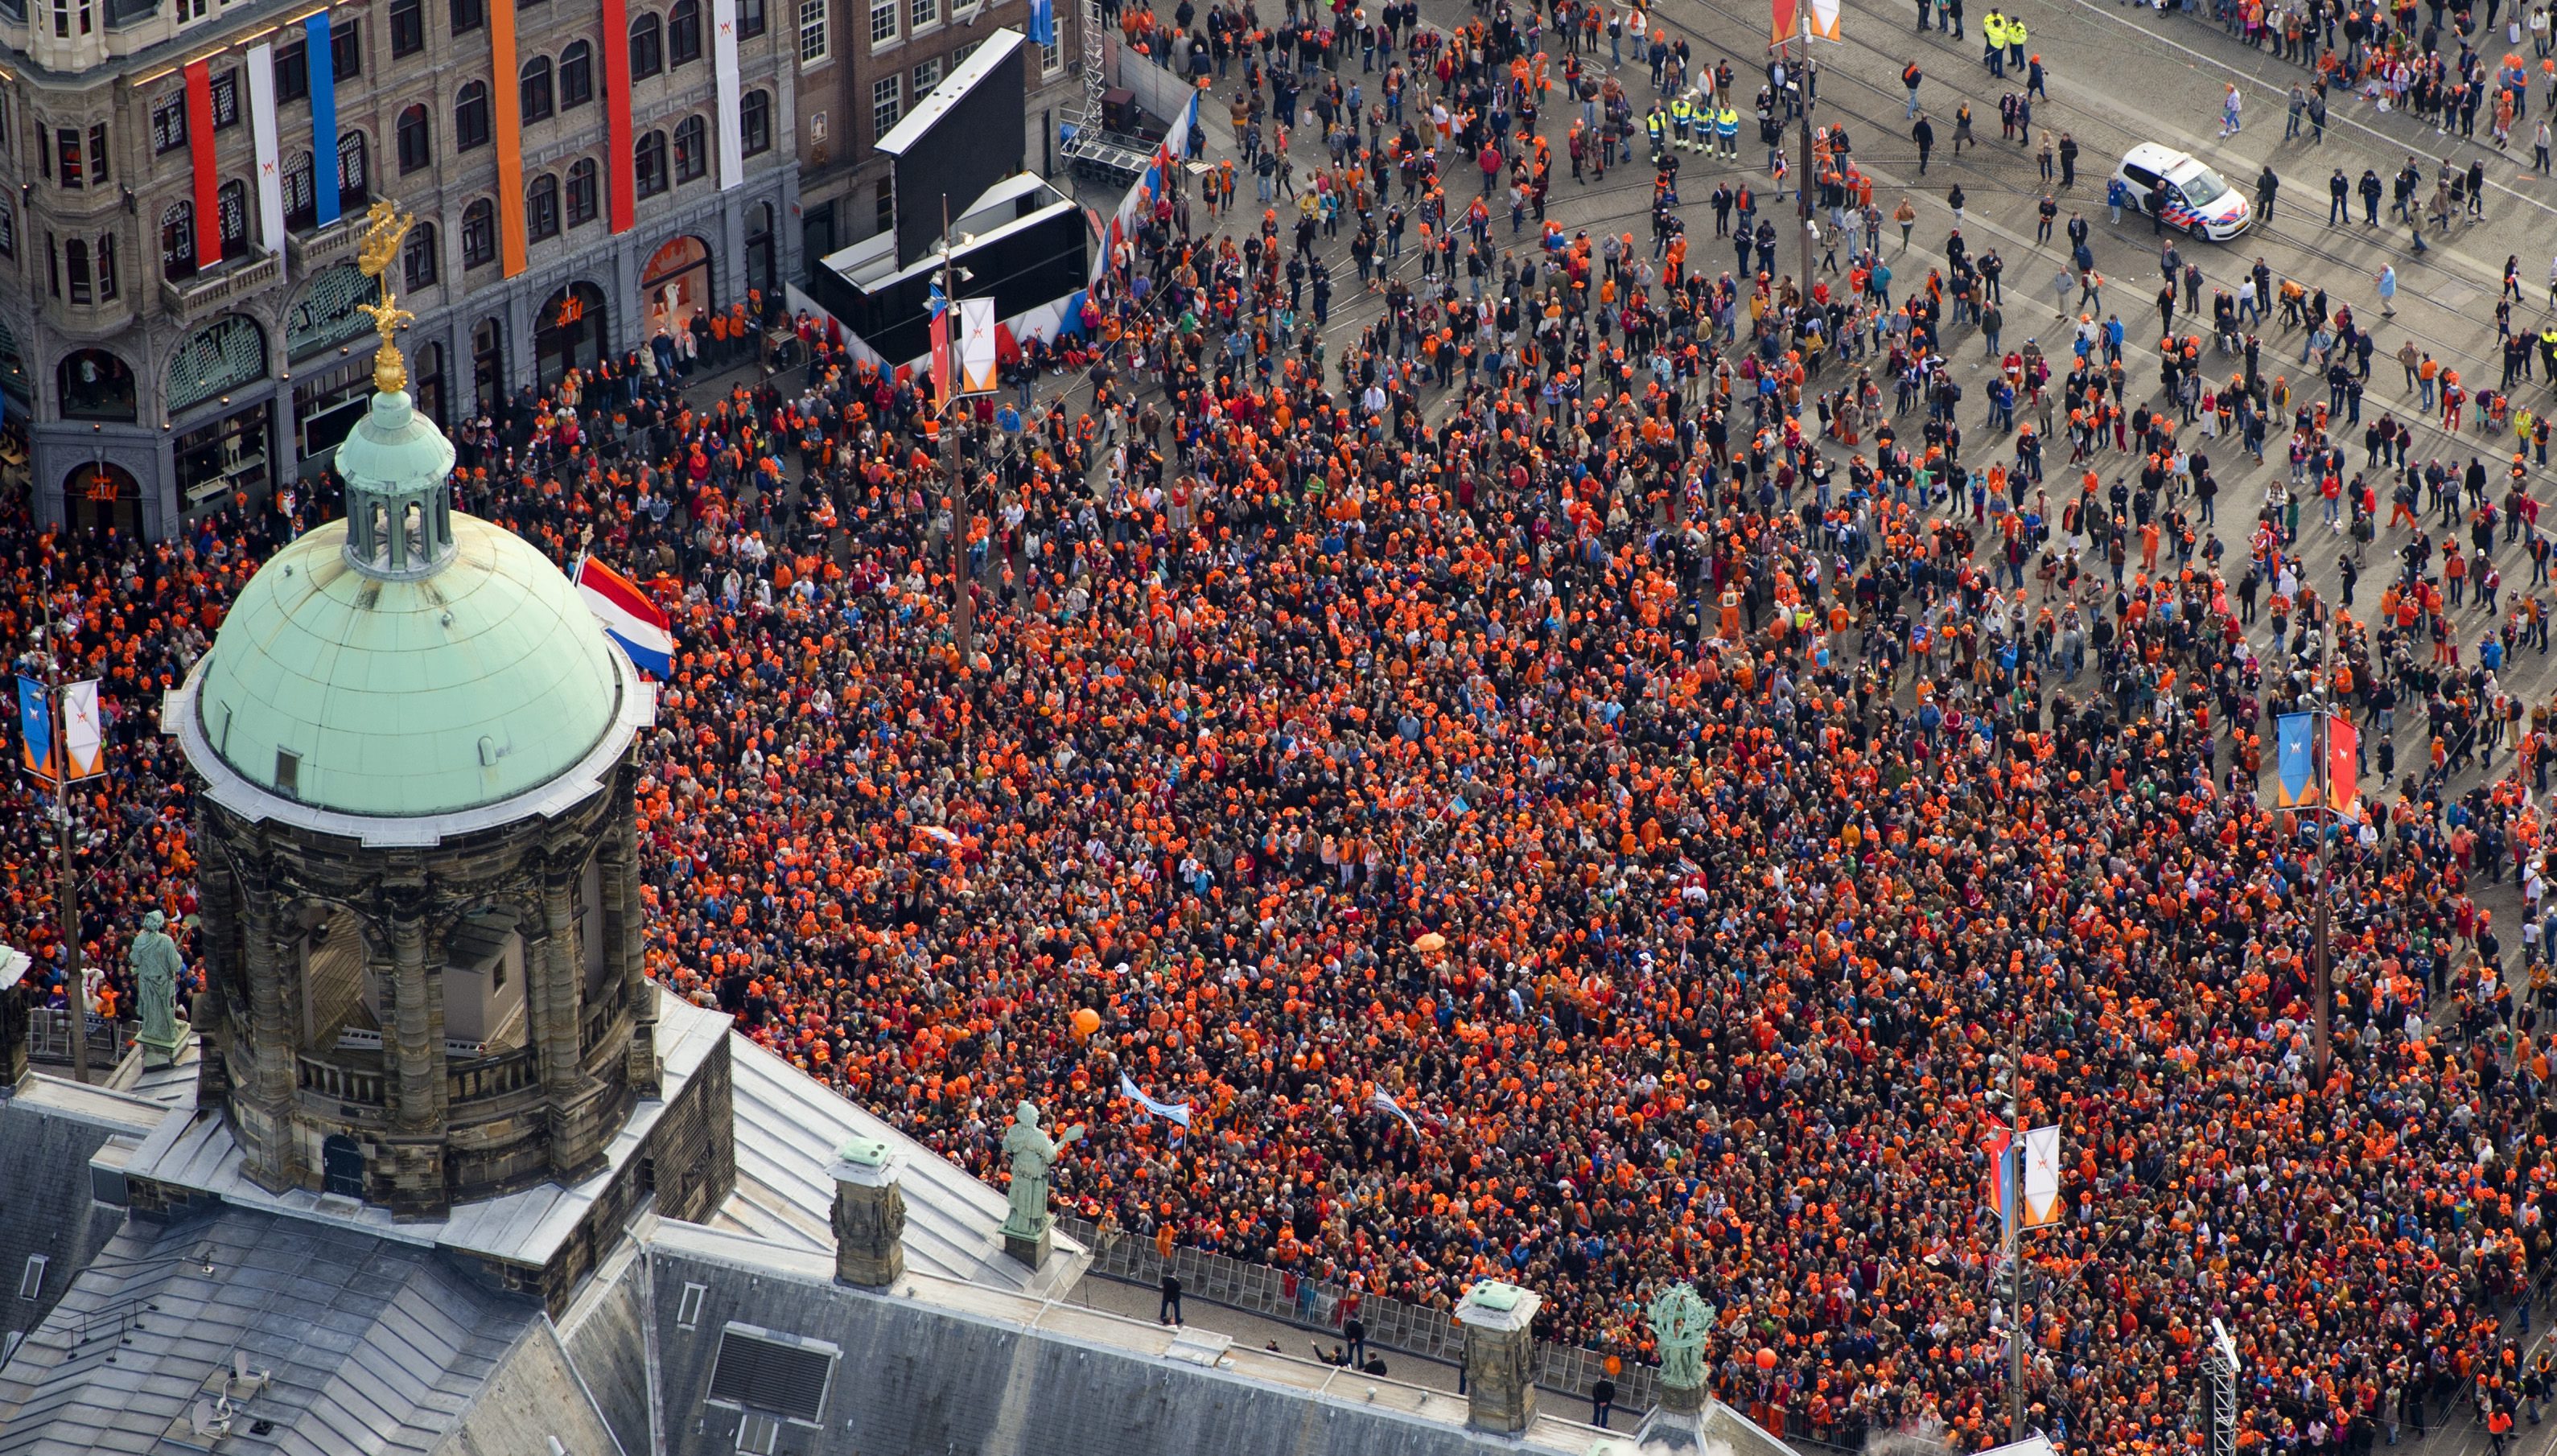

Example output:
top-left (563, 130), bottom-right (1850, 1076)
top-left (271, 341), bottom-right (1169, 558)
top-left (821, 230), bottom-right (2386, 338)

top-left (185, 59), bottom-right (222, 269)
top-left (1770, 0), bottom-right (1800, 47)
top-left (491, 0), bottom-right (527, 275)
top-left (2327, 715), bottom-right (2360, 821)
top-left (929, 307), bottom-right (953, 406)
top-left (601, 0), bottom-right (636, 234)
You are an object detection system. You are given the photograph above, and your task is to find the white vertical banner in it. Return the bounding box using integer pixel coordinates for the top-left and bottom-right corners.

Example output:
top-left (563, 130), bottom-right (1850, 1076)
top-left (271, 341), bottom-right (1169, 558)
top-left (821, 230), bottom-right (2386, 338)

top-left (2021, 1125), bottom-right (2062, 1228)
top-left (957, 298), bottom-right (999, 393)
top-left (713, 0), bottom-right (743, 191)
top-left (246, 42), bottom-right (286, 260)
top-left (62, 680), bottom-right (105, 780)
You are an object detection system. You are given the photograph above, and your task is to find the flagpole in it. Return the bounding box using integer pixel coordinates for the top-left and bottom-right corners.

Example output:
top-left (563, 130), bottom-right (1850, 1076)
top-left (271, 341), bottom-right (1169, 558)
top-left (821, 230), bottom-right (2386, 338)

top-left (2007, 1033), bottom-right (2024, 1442)
top-left (39, 572), bottom-right (88, 1086)
top-left (941, 195), bottom-right (974, 670)
top-left (2312, 592), bottom-right (2333, 1092)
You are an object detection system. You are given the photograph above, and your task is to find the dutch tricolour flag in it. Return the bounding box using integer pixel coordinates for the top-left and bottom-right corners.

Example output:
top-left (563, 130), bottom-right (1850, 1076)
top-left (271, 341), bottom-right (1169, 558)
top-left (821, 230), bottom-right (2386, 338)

top-left (574, 556), bottom-right (676, 678)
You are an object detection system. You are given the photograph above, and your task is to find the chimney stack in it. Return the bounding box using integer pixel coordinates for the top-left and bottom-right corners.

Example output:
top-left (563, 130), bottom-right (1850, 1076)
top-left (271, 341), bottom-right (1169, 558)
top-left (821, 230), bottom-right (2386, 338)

top-left (827, 1137), bottom-right (906, 1288)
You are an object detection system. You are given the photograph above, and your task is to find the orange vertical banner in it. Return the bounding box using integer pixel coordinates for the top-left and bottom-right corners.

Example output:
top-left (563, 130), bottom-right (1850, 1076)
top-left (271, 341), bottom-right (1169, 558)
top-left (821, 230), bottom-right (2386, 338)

top-left (492, 0), bottom-right (527, 277)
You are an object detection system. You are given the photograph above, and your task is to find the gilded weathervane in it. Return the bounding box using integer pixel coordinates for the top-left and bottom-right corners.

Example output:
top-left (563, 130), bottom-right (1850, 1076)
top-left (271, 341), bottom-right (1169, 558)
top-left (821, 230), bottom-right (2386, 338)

top-left (354, 202), bottom-right (418, 393)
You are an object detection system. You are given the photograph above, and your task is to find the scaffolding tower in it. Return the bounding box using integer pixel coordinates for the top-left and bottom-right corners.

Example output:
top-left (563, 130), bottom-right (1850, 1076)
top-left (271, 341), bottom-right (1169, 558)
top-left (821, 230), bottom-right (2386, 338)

top-left (2205, 1318), bottom-right (2240, 1456)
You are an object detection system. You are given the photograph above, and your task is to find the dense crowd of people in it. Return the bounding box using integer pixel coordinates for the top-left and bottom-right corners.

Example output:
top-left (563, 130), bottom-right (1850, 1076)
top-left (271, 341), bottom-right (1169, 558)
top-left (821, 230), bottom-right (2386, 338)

top-left (11, 0), bottom-right (2557, 1452)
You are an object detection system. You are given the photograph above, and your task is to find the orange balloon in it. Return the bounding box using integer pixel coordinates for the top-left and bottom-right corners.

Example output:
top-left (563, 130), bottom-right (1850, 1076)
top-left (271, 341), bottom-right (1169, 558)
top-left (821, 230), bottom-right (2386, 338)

top-left (1756, 1348), bottom-right (1778, 1370)
top-left (1604, 1355), bottom-right (1623, 1376)
top-left (1073, 1008), bottom-right (1102, 1039)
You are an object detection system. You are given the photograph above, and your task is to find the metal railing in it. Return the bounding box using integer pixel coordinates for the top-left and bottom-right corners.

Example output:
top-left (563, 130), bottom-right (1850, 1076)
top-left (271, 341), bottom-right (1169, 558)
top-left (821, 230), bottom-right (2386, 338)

top-left (27, 1006), bottom-right (126, 1069)
top-left (1056, 1215), bottom-right (1662, 1411)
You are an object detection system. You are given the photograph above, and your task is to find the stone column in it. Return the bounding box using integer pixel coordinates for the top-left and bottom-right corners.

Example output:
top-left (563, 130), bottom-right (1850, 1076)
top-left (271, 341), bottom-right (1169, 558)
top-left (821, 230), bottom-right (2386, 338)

top-left (534, 869), bottom-right (583, 1096)
top-left (827, 1138), bottom-right (906, 1288)
top-left (1454, 1281), bottom-right (1543, 1434)
top-left (233, 855), bottom-right (303, 1193)
top-left (383, 891), bottom-right (449, 1215)
top-left (603, 796), bottom-right (657, 1096)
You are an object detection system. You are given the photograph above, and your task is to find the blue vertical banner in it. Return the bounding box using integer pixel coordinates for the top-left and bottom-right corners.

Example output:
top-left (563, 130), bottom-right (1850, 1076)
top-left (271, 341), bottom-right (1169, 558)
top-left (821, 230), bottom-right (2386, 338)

top-left (1028, 0), bottom-right (1055, 45)
top-left (16, 677), bottom-right (56, 784)
top-left (2274, 712), bottom-right (2314, 809)
top-left (307, 10), bottom-right (341, 226)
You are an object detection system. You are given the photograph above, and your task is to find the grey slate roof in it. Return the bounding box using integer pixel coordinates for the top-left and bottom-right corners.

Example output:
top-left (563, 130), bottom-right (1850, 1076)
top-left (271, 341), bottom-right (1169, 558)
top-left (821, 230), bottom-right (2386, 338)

top-left (0, 1083), bottom-right (167, 1359)
top-left (632, 1223), bottom-right (1607, 1456)
top-left (710, 1036), bottom-right (1088, 1300)
top-left (0, 1207), bottom-right (554, 1456)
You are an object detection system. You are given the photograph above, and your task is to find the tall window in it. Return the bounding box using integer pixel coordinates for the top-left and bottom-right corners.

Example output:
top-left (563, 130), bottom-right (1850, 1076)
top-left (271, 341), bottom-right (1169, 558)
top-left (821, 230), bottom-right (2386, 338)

top-left (912, 56), bottom-right (941, 93)
top-left (389, 0), bottom-right (424, 56)
top-left (566, 158), bottom-right (599, 224)
top-left (211, 70), bottom-right (241, 128)
top-left (868, 0), bottom-right (893, 44)
top-left (55, 128), bottom-right (84, 188)
top-left (51, 0), bottom-right (93, 38)
top-left (282, 150), bottom-right (315, 228)
top-left (89, 124), bottom-right (109, 184)
top-left (528, 174), bottom-right (560, 240)
top-left (472, 317), bottom-right (504, 412)
top-left (455, 80), bottom-right (490, 150)
top-left (276, 40), bottom-right (310, 101)
top-left (799, 0), bottom-right (830, 63)
top-left (338, 131), bottom-right (369, 205)
top-left (449, 0), bottom-right (482, 31)
top-left (152, 91), bottom-right (187, 153)
top-left (404, 220), bottom-right (438, 287)
top-left (872, 75), bottom-right (900, 137)
top-left (96, 232), bottom-right (117, 301)
top-left (673, 115), bottom-right (707, 182)
top-left (630, 12), bottom-right (663, 77)
top-left (64, 237), bottom-right (91, 304)
top-left (217, 179), bottom-right (249, 255)
top-left (669, 0), bottom-right (702, 63)
top-left (397, 105), bottom-right (432, 173)
top-left (739, 0), bottom-right (766, 36)
top-left (741, 89), bottom-right (772, 155)
top-left (521, 57), bottom-right (554, 122)
top-left (161, 201), bottom-right (195, 280)
top-left (635, 130), bottom-right (668, 196)
top-left (461, 199), bottom-right (495, 267)
top-left (908, 0), bottom-right (936, 29)
top-left (331, 18), bottom-right (364, 78)
top-left (558, 41), bottom-right (594, 106)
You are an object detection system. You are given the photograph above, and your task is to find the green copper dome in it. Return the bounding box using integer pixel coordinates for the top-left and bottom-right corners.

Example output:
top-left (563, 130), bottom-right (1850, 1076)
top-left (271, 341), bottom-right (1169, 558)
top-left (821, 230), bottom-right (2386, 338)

top-left (186, 390), bottom-right (625, 819)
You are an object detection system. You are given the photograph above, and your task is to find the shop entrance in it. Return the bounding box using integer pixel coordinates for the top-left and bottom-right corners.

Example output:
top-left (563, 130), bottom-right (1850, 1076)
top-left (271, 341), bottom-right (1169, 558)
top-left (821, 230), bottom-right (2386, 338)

top-left (535, 282), bottom-right (608, 390)
top-left (65, 461), bottom-right (142, 536)
top-left (640, 236), bottom-right (713, 350)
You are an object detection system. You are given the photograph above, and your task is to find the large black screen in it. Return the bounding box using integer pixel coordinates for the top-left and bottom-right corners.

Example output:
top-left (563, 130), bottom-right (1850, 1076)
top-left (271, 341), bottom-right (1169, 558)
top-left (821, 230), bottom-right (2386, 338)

top-left (891, 41), bottom-right (1027, 265)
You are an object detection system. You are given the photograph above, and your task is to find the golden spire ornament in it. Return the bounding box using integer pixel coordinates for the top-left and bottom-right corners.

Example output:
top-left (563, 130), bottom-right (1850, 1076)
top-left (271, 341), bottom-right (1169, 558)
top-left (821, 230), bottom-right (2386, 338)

top-left (354, 202), bottom-right (418, 394)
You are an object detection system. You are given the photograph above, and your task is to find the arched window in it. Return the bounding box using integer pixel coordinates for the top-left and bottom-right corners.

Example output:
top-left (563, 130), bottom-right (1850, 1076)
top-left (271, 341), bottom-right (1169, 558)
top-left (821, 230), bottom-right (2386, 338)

top-left (461, 198), bottom-right (495, 267)
top-left (282, 150), bottom-right (316, 230)
top-left (673, 115), bottom-right (707, 183)
top-left (397, 103), bottom-right (432, 173)
top-left (634, 130), bottom-right (668, 197)
top-left (668, 0), bottom-right (701, 63)
top-left (161, 200), bottom-right (196, 280)
top-left (558, 40), bottom-right (594, 106)
top-left (527, 173), bottom-right (560, 241)
top-left (520, 56), bottom-right (553, 122)
top-left (455, 80), bottom-right (490, 150)
top-left (566, 158), bottom-right (599, 225)
top-left (629, 12), bottom-right (662, 78)
top-left (337, 130), bottom-right (369, 205)
top-left (58, 349), bottom-right (137, 421)
top-left (217, 179), bottom-right (249, 256)
top-left (403, 220), bottom-right (438, 288)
